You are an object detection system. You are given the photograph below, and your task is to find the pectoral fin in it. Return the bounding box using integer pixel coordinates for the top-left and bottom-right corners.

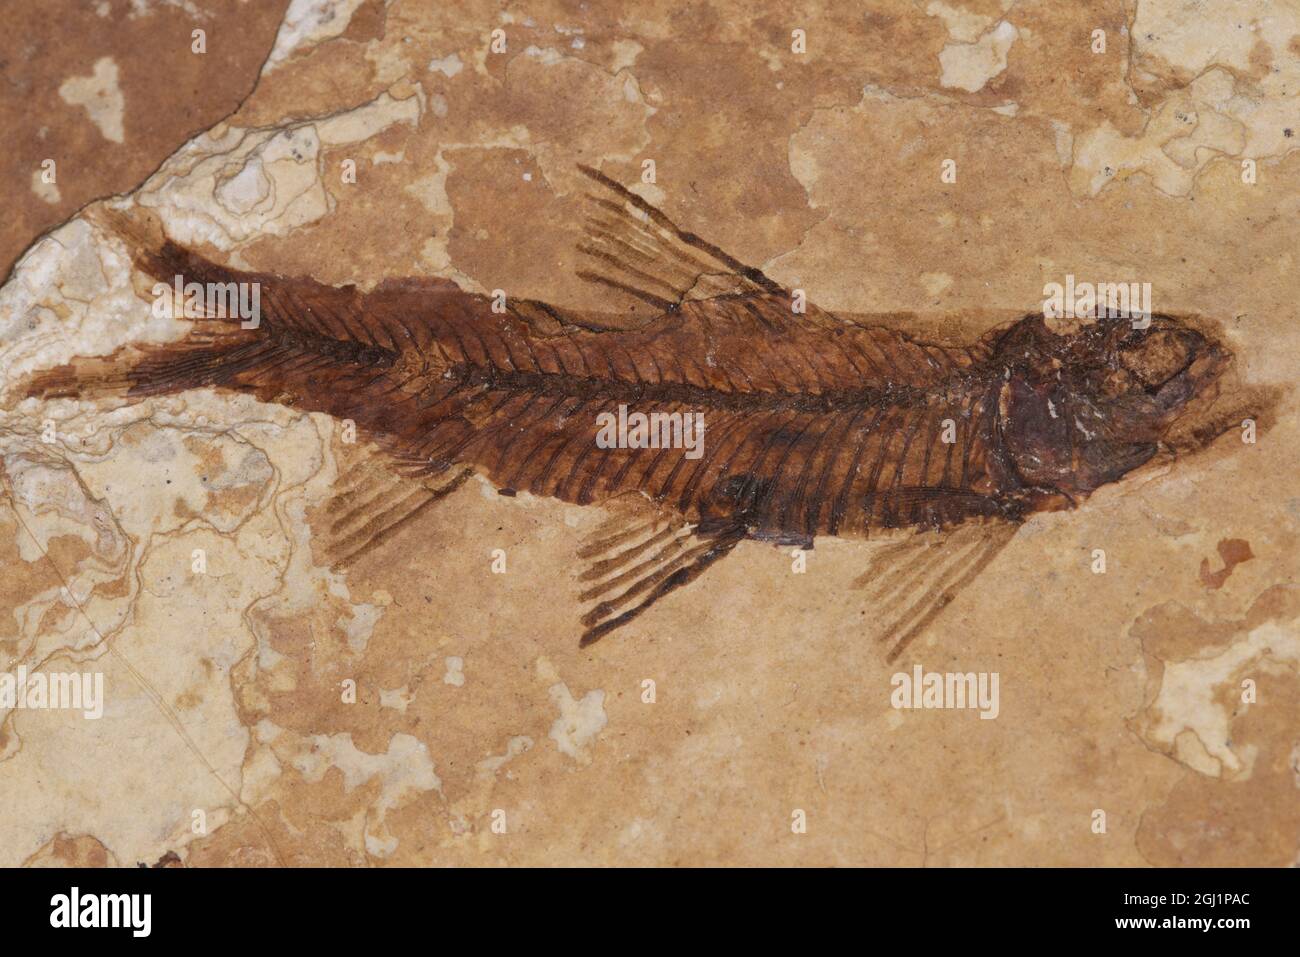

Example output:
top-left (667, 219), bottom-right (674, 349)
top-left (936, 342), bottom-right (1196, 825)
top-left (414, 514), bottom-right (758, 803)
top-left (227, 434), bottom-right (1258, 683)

top-left (854, 521), bottom-right (1018, 662)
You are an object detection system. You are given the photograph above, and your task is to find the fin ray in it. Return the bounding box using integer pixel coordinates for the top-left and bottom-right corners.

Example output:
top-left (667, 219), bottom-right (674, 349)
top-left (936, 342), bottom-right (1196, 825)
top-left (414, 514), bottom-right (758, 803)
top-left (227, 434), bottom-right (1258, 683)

top-left (854, 522), bottom-right (1018, 662)
top-left (575, 504), bottom-right (747, 645)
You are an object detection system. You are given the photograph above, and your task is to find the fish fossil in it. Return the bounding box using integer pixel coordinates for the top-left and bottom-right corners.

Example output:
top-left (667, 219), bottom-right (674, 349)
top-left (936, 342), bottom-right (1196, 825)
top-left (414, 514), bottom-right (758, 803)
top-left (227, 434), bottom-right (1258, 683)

top-left (27, 166), bottom-right (1238, 659)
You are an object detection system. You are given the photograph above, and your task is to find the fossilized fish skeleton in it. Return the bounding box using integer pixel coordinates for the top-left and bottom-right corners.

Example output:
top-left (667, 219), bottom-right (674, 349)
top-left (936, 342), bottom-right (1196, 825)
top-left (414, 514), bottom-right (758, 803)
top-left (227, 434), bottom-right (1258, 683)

top-left (27, 166), bottom-right (1234, 658)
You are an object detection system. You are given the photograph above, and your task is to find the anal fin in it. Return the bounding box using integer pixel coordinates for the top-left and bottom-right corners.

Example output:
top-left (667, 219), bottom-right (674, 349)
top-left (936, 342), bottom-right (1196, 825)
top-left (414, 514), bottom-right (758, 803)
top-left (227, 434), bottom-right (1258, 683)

top-left (312, 442), bottom-right (473, 569)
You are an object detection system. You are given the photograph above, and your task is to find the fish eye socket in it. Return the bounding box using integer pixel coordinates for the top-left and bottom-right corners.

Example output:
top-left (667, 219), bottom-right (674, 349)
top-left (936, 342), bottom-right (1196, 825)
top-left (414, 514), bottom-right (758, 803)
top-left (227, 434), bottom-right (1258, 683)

top-left (1092, 365), bottom-right (1137, 398)
top-left (1118, 329), bottom-right (1196, 387)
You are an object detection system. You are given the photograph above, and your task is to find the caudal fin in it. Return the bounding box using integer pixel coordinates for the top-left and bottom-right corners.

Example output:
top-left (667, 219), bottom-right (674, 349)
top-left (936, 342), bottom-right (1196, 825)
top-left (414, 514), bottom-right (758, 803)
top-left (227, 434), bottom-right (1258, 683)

top-left (25, 208), bottom-right (271, 403)
top-left (27, 207), bottom-right (317, 405)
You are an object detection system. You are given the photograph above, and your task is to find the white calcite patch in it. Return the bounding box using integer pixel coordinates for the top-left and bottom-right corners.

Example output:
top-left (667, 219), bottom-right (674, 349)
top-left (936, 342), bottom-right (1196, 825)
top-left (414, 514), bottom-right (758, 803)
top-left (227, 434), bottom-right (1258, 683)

top-left (476, 735), bottom-right (534, 778)
top-left (0, 373), bottom-right (418, 866)
top-left (921, 272), bottom-right (953, 297)
top-left (1137, 621), bottom-right (1300, 780)
top-left (255, 723), bottom-right (442, 858)
top-left (380, 686), bottom-right (414, 711)
top-left (428, 53), bottom-right (464, 77)
top-left (0, 450), bottom-right (131, 671)
top-left (58, 57), bottom-right (125, 144)
top-left (30, 169), bottom-right (61, 205)
top-left (925, 0), bottom-right (993, 43)
top-left (0, 394), bottom-right (323, 864)
top-left (135, 90), bottom-right (422, 250)
top-left (548, 683), bottom-right (607, 763)
top-left (443, 656), bottom-right (465, 686)
top-left (1067, 1), bottom-right (1300, 197)
top-left (266, 0), bottom-right (368, 71)
top-left (1070, 70), bottom-right (1248, 197)
top-left (937, 21), bottom-right (1019, 93)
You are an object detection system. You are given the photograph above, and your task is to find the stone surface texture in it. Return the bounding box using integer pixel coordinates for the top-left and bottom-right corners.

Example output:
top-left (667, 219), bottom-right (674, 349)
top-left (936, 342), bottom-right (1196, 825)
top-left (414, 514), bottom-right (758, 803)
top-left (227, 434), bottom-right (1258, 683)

top-left (0, 0), bottom-right (1296, 866)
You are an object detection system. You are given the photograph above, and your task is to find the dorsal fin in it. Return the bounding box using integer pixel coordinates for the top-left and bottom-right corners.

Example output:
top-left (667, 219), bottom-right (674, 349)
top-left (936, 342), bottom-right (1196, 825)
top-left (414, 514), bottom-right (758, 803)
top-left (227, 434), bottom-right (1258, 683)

top-left (574, 163), bottom-right (781, 310)
top-left (573, 165), bottom-right (842, 331)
